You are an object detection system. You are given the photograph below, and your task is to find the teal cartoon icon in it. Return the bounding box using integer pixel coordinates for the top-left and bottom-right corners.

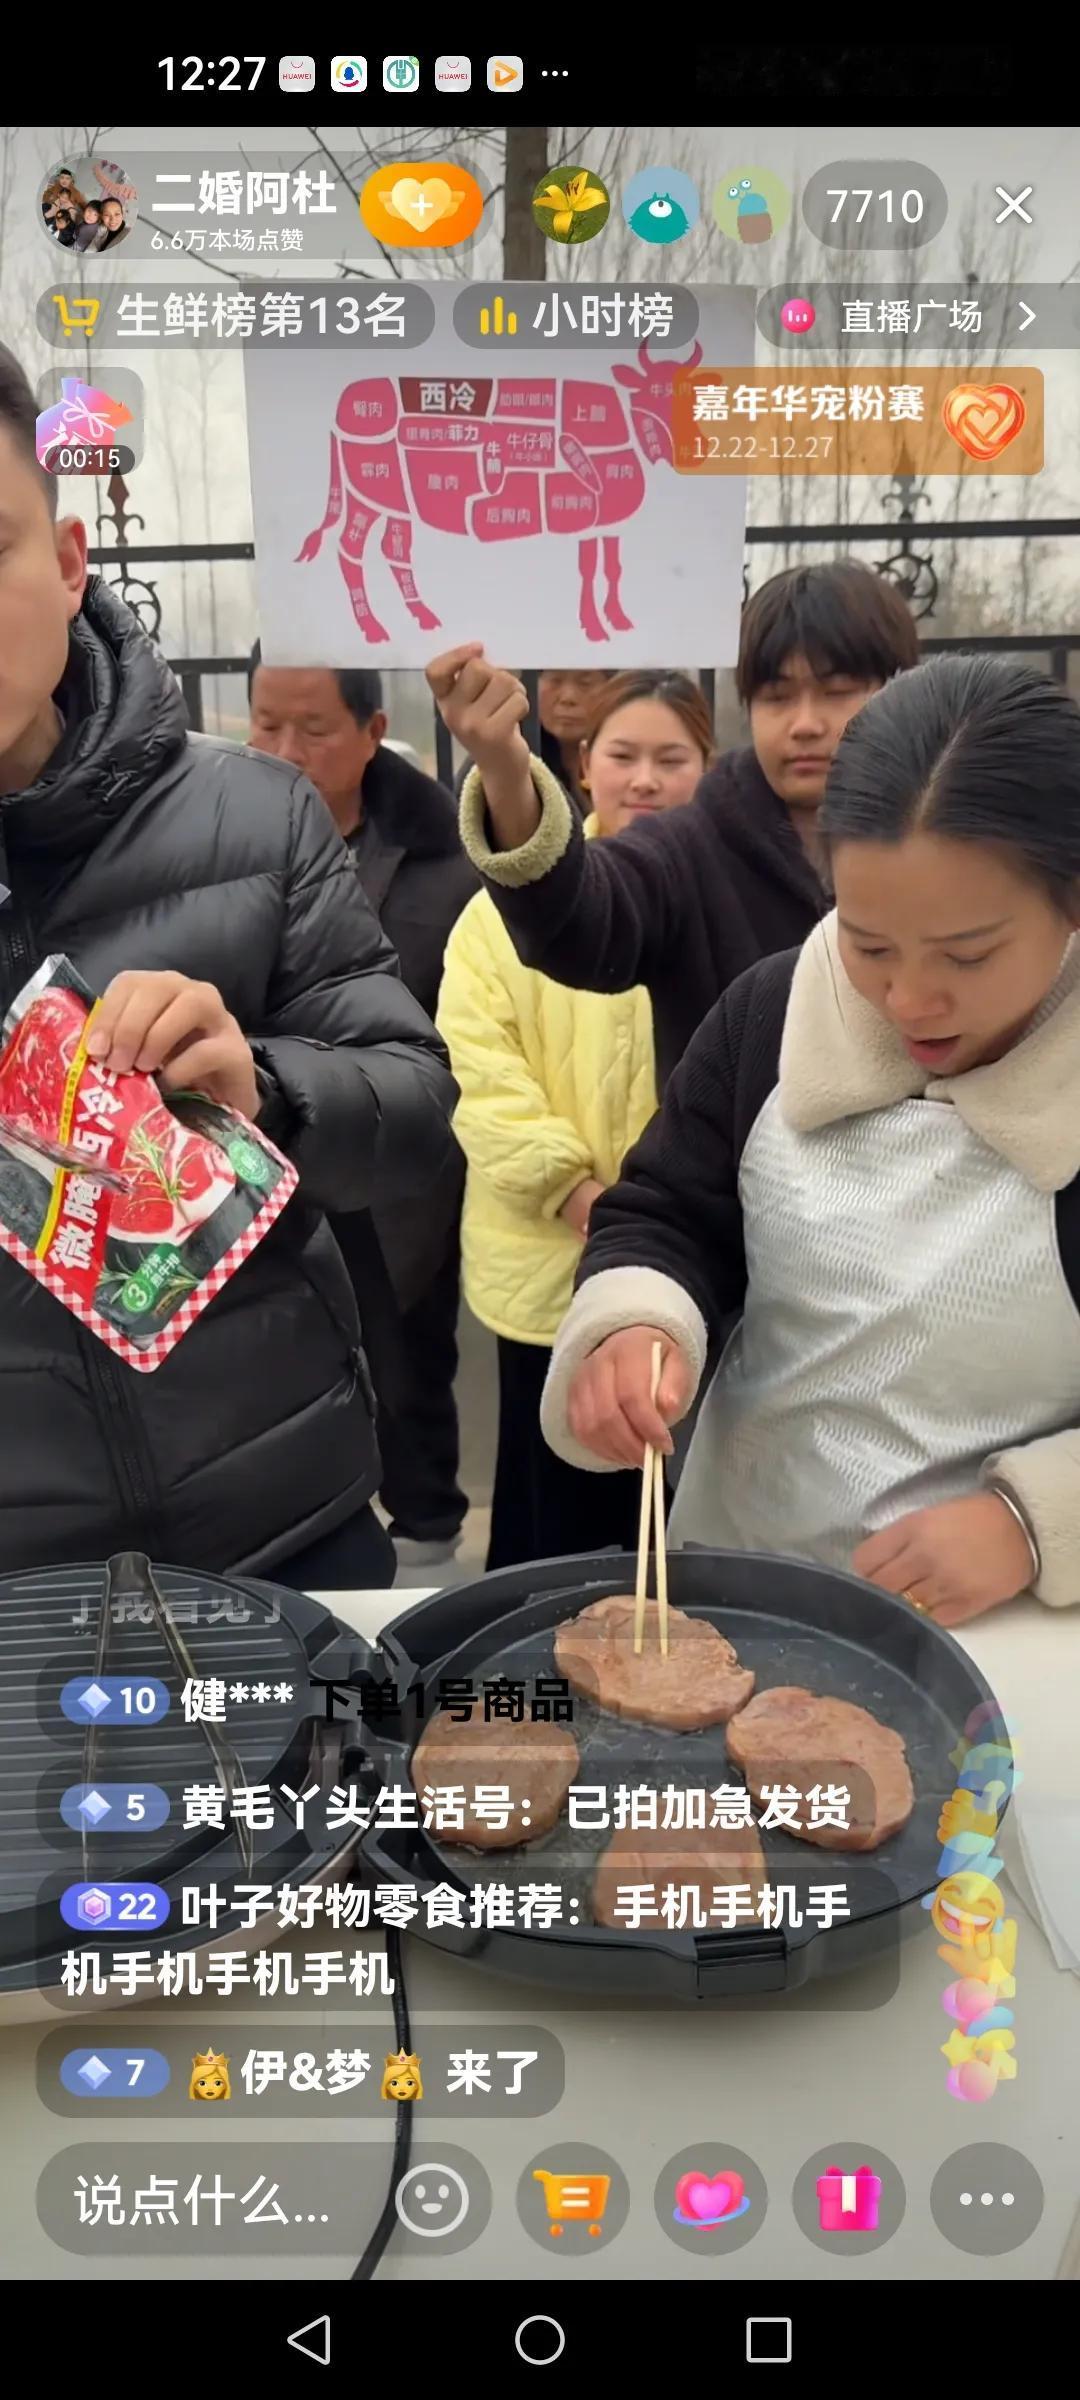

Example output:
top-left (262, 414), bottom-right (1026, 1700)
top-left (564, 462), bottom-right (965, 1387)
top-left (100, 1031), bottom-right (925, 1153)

top-left (629, 191), bottom-right (690, 245)
top-left (622, 165), bottom-right (700, 249)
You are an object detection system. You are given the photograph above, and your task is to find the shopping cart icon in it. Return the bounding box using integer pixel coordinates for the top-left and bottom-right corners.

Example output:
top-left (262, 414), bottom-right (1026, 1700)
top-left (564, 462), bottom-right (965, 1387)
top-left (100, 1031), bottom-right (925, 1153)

top-left (532, 2168), bottom-right (611, 2237)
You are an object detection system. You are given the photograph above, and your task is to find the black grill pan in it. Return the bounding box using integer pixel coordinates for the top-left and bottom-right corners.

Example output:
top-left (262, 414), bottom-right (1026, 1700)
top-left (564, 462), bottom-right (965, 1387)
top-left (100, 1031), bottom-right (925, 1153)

top-left (358, 1546), bottom-right (1007, 2002)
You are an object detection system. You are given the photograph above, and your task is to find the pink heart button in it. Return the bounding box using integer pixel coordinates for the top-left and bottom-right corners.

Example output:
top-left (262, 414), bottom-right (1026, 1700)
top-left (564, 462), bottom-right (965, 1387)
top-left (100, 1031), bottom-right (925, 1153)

top-left (675, 2170), bottom-right (744, 2222)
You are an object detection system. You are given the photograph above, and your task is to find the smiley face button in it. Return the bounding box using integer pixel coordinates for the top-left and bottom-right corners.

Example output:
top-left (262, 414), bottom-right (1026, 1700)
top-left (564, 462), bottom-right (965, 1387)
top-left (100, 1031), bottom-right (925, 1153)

top-left (392, 2146), bottom-right (491, 2254)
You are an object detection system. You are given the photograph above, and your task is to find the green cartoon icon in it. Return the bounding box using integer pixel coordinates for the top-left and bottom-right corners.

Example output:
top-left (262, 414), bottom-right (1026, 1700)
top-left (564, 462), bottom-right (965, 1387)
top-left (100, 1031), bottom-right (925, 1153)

top-left (732, 178), bottom-right (771, 241)
top-left (713, 167), bottom-right (791, 248)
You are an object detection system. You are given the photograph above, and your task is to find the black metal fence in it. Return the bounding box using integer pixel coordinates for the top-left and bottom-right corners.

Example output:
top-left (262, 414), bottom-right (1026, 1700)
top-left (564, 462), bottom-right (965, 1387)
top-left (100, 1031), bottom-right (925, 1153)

top-left (87, 507), bottom-right (1080, 774)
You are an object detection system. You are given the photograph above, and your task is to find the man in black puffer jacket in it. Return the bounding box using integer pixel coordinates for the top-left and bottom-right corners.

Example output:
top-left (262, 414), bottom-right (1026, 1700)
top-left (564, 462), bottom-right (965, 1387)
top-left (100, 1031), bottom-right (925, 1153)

top-left (0, 343), bottom-right (457, 1586)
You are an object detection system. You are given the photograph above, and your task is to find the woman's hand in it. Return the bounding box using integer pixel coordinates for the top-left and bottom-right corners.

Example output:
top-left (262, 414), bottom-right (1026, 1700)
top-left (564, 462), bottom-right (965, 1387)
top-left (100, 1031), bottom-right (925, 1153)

top-left (560, 1177), bottom-right (606, 1240)
top-left (427, 644), bottom-right (541, 850)
top-left (86, 971), bottom-right (260, 1121)
top-left (852, 1492), bottom-right (1034, 1628)
top-left (566, 1325), bottom-right (692, 1468)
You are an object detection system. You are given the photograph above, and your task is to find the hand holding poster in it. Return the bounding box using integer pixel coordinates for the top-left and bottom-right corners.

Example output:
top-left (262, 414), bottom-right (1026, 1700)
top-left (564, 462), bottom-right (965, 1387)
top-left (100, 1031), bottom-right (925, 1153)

top-left (244, 282), bottom-right (753, 668)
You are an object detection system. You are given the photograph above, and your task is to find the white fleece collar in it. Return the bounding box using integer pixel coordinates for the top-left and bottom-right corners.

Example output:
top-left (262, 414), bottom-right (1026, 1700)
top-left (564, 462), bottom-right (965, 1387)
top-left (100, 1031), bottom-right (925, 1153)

top-left (779, 912), bottom-right (1080, 1194)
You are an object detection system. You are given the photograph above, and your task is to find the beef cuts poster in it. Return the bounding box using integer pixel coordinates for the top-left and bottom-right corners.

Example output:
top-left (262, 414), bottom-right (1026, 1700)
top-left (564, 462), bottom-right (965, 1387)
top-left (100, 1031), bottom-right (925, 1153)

top-left (244, 281), bottom-right (751, 669)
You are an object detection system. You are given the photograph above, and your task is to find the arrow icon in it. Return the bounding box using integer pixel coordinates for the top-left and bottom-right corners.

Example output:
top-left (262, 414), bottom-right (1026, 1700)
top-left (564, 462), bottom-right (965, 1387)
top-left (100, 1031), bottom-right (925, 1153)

top-left (287, 2315), bottom-right (331, 2366)
top-left (1017, 301), bottom-right (1036, 332)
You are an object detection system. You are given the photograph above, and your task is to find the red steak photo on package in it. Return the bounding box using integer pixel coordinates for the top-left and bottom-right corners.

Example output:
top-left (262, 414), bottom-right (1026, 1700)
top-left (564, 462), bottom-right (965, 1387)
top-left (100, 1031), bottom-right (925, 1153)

top-left (0, 955), bottom-right (297, 1371)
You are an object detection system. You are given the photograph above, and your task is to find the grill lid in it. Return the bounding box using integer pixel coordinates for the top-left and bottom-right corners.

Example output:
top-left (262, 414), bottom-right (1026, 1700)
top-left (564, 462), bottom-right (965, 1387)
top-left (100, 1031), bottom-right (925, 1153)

top-left (0, 1553), bottom-right (368, 1995)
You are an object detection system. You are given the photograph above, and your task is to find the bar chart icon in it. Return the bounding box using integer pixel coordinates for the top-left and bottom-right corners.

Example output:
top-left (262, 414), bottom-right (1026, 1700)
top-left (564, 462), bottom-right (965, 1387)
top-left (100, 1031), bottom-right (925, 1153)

top-left (479, 294), bottom-right (518, 337)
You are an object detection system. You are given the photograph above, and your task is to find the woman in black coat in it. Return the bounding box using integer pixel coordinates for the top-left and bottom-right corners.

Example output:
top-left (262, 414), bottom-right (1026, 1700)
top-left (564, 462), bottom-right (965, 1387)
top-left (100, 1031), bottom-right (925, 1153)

top-left (545, 657), bottom-right (1080, 1633)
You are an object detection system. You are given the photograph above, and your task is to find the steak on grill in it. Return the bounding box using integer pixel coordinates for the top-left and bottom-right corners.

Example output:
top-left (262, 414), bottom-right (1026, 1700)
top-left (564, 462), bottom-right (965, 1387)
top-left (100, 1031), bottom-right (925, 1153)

top-left (554, 1596), bottom-right (755, 1732)
top-left (593, 1817), bottom-right (768, 1928)
top-left (726, 1686), bottom-right (914, 1852)
top-left (410, 1709), bottom-right (580, 1849)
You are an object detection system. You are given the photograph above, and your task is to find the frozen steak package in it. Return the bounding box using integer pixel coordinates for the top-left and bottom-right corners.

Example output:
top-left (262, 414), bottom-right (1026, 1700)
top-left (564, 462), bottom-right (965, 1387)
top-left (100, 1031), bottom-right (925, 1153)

top-left (0, 955), bottom-right (298, 1371)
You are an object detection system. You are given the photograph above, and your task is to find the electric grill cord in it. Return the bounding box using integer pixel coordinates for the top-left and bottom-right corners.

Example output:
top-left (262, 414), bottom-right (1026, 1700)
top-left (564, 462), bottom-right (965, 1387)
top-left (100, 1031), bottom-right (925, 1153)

top-left (352, 1925), bottom-right (412, 2280)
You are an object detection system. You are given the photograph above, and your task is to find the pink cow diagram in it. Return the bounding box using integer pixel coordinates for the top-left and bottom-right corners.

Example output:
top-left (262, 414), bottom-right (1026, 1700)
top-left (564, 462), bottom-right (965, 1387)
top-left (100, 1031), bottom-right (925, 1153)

top-left (295, 339), bottom-right (703, 645)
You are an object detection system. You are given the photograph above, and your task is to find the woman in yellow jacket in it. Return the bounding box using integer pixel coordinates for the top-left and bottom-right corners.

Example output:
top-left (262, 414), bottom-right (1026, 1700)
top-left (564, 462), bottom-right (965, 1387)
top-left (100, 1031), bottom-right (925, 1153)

top-left (437, 672), bottom-right (713, 1569)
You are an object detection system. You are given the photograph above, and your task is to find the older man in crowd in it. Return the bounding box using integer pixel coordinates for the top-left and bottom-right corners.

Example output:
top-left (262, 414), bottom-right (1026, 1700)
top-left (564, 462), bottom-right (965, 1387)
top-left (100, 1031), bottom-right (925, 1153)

top-left (249, 651), bottom-right (477, 1565)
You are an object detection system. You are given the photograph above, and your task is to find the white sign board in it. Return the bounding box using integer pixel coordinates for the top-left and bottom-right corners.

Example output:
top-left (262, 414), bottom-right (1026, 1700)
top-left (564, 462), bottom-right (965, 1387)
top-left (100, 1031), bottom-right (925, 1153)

top-left (244, 282), bottom-right (752, 668)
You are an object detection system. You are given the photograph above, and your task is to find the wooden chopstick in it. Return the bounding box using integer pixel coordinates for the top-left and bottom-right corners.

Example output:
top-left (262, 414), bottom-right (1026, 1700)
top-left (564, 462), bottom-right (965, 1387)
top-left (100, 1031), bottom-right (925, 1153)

top-left (633, 1341), bottom-right (668, 1656)
top-left (632, 1348), bottom-right (657, 1655)
top-left (654, 1442), bottom-right (669, 1656)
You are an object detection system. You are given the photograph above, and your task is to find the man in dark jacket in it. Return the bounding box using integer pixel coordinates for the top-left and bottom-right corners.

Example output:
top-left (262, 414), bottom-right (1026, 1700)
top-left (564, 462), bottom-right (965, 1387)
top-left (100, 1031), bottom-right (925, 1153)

top-left (429, 563), bottom-right (920, 1088)
top-left (248, 654), bottom-right (477, 1561)
top-left (0, 343), bottom-right (457, 1586)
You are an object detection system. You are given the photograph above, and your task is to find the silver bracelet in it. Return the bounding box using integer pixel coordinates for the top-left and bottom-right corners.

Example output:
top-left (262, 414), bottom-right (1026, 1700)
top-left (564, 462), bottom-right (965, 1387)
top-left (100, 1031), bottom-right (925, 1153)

top-left (987, 1481), bottom-right (1042, 1583)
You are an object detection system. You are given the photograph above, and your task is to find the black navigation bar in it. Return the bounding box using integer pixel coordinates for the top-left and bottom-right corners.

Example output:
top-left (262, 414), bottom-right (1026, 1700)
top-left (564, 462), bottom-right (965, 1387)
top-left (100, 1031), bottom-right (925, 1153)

top-left (27, 2278), bottom-right (1072, 2378)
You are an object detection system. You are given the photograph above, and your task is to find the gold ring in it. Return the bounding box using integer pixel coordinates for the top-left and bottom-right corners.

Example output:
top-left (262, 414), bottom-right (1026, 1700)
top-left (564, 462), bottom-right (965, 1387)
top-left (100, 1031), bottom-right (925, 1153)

top-left (903, 1587), bottom-right (930, 1615)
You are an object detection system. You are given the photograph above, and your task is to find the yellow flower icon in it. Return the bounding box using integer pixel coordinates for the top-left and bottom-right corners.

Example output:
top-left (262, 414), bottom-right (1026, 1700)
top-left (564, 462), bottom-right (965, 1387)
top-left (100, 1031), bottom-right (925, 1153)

top-left (532, 167), bottom-right (611, 245)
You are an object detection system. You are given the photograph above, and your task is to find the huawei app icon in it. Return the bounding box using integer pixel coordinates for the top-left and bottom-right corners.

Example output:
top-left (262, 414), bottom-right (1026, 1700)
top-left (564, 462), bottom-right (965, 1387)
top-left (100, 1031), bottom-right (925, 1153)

top-left (278, 56), bottom-right (316, 92)
top-left (436, 55), bottom-right (472, 92)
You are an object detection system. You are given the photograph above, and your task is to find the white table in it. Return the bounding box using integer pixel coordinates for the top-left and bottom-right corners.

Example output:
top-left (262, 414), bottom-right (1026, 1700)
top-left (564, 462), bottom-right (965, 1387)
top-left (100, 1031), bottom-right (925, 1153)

top-left (2, 1587), bottom-right (1078, 2282)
